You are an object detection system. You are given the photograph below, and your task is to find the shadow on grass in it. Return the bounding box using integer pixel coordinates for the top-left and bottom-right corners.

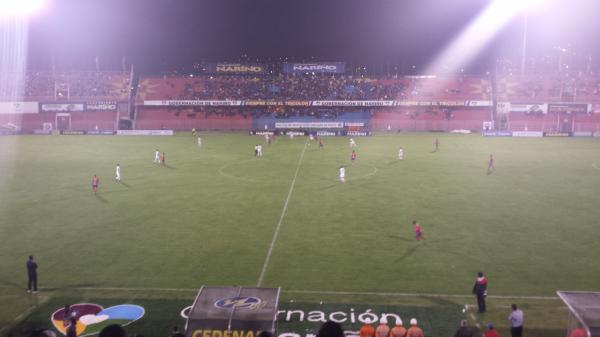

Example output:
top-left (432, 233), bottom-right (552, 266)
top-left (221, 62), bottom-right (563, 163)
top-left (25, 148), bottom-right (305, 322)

top-left (119, 181), bottom-right (133, 189)
top-left (94, 193), bottom-right (108, 203)
top-left (163, 164), bottom-right (176, 170)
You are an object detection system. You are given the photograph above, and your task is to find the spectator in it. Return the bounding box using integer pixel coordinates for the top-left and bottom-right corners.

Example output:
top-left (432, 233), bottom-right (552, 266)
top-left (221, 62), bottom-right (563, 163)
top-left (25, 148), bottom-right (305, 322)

top-left (376, 317), bottom-right (391, 337)
top-left (390, 318), bottom-right (407, 337)
top-left (484, 324), bottom-right (501, 337)
top-left (405, 318), bottom-right (424, 337)
top-left (453, 319), bottom-right (474, 337)
top-left (472, 271), bottom-right (488, 313)
top-left (508, 304), bottom-right (524, 337)
top-left (316, 321), bottom-right (345, 337)
top-left (360, 318), bottom-right (376, 337)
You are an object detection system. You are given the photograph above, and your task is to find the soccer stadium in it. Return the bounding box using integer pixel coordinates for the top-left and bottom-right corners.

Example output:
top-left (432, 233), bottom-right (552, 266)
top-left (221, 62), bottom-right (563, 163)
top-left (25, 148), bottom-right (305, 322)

top-left (1, 0), bottom-right (599, 336)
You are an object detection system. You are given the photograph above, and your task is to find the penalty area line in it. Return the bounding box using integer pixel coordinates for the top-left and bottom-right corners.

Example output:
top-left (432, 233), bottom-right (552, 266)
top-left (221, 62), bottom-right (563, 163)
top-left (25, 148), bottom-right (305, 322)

top-left (257, 139), bottom-right (308, 287)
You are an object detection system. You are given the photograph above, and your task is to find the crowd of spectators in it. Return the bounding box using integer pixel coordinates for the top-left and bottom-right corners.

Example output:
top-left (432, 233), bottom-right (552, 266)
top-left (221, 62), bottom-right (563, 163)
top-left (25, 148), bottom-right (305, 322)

top-left (1, 71), bottom-right (130, 100)
top-left (142, 72), bottom-right (600, 103)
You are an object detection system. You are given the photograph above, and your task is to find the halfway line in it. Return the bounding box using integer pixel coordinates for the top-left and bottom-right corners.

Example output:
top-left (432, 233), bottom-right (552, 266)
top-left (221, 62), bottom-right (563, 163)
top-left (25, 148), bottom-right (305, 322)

top-left (257, 140), bottom-right (308, 286)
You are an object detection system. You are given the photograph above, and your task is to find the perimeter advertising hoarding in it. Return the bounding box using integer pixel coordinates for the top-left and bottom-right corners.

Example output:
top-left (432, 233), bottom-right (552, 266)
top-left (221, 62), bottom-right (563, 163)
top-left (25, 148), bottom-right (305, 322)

top-left (86, 101), bottom-right (118, 111)
top-left (0, 102), bottom-right (39, 114)
top-left (208, 63), bottom-right (266, 74)
top-left (283, 62), bottom-right (345, 74)
top-left (512, 131), bottom-right (543, 137)
top-left (482, 131), bottom-right (512, 137)
top-left (185, 287), bottom-right (279, 337)
top-left (510, 103), bottom-right (547, 114)
top-left (311, 101), bottom-right (393, 107)
top-left (40, 103), bottom-right (85, 112)
top-left (547, 103), bottom-right (589, 114)
top-left (144, 100), bottom-right (243, 106)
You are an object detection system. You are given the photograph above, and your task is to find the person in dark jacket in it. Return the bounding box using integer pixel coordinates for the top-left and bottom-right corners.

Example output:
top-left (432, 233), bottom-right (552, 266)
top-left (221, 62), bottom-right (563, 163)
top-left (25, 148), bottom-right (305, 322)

top-left (26, 255), bottom-right (38, 293)
top-left (472, 271), bottom-right (488, 313)
top-left (453, 320), bottom-right (474, 337)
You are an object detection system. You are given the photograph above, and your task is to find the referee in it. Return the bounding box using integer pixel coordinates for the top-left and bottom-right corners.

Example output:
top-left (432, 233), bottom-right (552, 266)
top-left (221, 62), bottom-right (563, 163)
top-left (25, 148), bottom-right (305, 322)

top-left (26, 255), bottom-right (38, 293)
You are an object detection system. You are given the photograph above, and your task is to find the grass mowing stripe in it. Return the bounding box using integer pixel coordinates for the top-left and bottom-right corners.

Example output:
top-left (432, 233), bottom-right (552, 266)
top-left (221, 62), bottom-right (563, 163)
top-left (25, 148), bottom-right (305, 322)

top-left (257, 139), bottom-right (308, 286)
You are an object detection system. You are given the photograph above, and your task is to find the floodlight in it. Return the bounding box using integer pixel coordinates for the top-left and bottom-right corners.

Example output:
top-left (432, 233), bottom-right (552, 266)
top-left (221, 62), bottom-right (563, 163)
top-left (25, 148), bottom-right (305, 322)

top-left (0, 0), bottom-right (45, 17)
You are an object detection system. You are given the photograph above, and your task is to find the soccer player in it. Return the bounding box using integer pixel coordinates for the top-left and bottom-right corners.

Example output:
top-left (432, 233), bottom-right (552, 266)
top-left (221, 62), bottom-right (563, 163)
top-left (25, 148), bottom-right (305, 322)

top-left (487, 154), bottom-right (495, 175)
top-left (309, 133), bottom-right (314, 141)
top-left (413, 220), bottom-right (424, 240)
top-left (319, 138), bottom-right (324, 149)
top-left (398, 147), bottom-right (404, 160)
top-left (433, 138), bottom-right (439, 152)
top-left (349, 138), bottom-right (357, 147)
top-left (92, 174), bottom-right (99, 193)
top-left (339, 166), bottom-right (345, 183)
top-left (197, 136), bottom-right (202, 147)
top-left (115, 163), bottom-right (121, 182)
top-left (191, 128), bottom-right (196, 137)
top-left (351, 150), bottom-right (357, 165)
top-left (254, 144), bottom-right (258, 156)
top-left (257, 144), bottom-right (263, 157)
top-left (161, 152), bottom-right (166, 165)
top-left (154, 149), bottom-right (160, 163)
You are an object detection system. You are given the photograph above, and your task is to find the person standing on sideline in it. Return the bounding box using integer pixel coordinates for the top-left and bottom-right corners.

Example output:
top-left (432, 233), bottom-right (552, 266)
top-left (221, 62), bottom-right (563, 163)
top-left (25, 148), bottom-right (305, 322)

top-left (487, 154), bottom-right (495, 175)
top-left (390, 319), bottom-right (407, 337)
top-left (115, 164), bottom-right (121, 182)
top-left (375, 317), bottom-right (391, 337)
top-left (92, 174), bottom-right (99, 194)
top-left (473, 272), bottom-right (488, 313)
top-left (453, 320), bottom-right (474, 337)
top-left (154, 149), bottom-right (160, 163)
top-left (508, 304), bottom-right (524, 337)
top-left (26, 255), bottom-right (38, 293)
top-left (398, 147), bottom-right (404, 160)
top-left (406, 318), bottom-right (424, 337)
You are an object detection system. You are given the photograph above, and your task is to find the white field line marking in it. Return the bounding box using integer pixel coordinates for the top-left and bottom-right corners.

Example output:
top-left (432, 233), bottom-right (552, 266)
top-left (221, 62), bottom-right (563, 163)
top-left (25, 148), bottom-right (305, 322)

top-left (348, 164), bottom-right (378, 182)
top-left (26, 286), bottom-right (559, 301)
top-left (218, 158), bottom-right (258, 183)
top-left (257, 140), bottom-right (308, 286)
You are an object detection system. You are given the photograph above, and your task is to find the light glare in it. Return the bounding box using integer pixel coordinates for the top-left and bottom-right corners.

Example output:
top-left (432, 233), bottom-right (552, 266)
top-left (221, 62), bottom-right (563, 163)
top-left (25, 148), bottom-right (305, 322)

top-left (0, 0), bottom-right (45, 17)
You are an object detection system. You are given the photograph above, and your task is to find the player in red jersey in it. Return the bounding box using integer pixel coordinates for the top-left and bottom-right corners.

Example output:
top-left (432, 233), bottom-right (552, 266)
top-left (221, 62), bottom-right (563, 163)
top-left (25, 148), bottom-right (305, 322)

top-left (319, 138), bottom-right (324, 149)
top-left (351, 150), bottom-right (357, 165)
top-left (413, 220), bottom-right (424, 240)
top-left (92, 174), bottom-right (99, 193)
top-left (487, 154), bottom-right (495, 175)
top-left (160, 152), bottom-right (166, 165)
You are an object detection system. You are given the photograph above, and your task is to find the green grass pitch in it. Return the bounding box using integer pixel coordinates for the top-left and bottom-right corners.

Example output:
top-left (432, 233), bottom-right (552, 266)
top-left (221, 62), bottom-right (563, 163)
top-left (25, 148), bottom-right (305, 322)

top-left (0, 132), bottom-right (599, 336)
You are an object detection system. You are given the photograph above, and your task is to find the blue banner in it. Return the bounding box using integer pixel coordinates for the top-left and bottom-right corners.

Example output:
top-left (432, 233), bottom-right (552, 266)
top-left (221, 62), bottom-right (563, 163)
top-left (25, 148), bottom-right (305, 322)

top-left (283, 62), bottom-right (345, 74)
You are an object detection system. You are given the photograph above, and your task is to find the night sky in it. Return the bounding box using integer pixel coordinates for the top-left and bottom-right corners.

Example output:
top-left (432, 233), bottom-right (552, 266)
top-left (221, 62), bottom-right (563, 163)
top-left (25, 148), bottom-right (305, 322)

top-left (25, 0), bottom-right (600, 73)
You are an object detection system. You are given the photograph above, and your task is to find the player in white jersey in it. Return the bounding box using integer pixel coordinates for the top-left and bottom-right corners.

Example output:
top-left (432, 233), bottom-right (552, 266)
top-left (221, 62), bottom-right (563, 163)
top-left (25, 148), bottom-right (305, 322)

top-left (257, 144), bottom-right (263, 156)
top-left (154, 149), bottom-right (160, 163)
top-left (115, 163), bottom-right (121, 182)
top-left (197, 136), bottom-right (202, 147)
top-left (339, 166), bottom-right (345, 183)
top-left (309, 133), bottom-right (314, 141)
top-left (398, 147), bottom-right (404, 160)
top-left (349, 138), bottom-right (357, 147)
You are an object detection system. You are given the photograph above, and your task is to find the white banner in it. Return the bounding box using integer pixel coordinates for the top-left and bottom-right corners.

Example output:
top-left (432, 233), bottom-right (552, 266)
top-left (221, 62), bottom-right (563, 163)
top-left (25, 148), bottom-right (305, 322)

top-left (310, 101), bottom-right (394, 107)
top-left (496, 102), bottom-right (511, 114)
top-left (117, 130), bottom-right (173, 136)
top-left (143, 100), bottom-right (242, 106)
top-left (510, 103), bottom-right (547, 114)
top-left (40, 103), bottom-right (84, 112)
top-left (466, 100), bottom-right (492, 107)
top-left (0, 102), bottom-right (39, 114)
top-left (275, 122), bottom-right (344, 129)
top-left (512, 131), bottom-right (544, 137)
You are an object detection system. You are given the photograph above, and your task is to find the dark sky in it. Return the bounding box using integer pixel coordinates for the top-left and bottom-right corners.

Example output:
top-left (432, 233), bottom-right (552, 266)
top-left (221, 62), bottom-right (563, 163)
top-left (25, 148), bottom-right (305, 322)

top-left (25, 0), bottom-right (600, 73)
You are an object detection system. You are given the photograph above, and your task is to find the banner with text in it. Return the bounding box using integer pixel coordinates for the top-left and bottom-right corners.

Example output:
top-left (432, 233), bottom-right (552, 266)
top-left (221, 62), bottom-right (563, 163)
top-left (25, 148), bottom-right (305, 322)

top-left (40, 103), bottom-right (85, 112)
top-left (0, 101), bottom-right (39, 114)
top-left (510, 103), bottom-right (547, 114)
top-left (143, 100), bottom-right (243, 106)
top-left (86, 101), bottom-right (118, 111)
top-left (275, 122), bottom-right (344, 129)
top-left (283, 62), bottom-right (345, 74)
top-left (311, 100), bottom-right (394, 107)
top-left (547, 103), bottom-right (588, 114)
top-left (208, 63), bottom-right (266, 74)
